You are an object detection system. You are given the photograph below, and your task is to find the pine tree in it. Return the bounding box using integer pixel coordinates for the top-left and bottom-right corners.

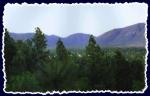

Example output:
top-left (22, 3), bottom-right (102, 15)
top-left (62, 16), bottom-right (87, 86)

top-left (4, 28), bottom-right (16, 80)
top-left (85, 35), bottom-right (104, 89)
top-left (32, 27), bottom-right (49, 69)
top-left (30, 27), bottom-right (50, 90)
top-left (56, 38), bottom-right (68, 64)
top-left (114, 50), bottom-right (132, 91)
top-left (40, 39), bottom-right (76, 91)
top-left (32, 27), bottom-right (47, 50)
top-left (24, 39), bottom-right (36, 72)
top-left (130, 58), bottom-right (145, 91)
top-left (86, 35), bottom-right (102, 60)
top-left (12, 40), bottom-right (27, 74)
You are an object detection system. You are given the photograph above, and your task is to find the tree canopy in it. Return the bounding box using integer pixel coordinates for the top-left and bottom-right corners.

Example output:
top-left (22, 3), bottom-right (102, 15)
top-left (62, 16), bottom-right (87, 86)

top-left (4, 28), bottom-right (145, 92)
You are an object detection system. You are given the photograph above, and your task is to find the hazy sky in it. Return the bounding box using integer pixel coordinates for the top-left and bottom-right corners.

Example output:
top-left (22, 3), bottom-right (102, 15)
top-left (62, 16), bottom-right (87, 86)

top-left (3, 3), bottom-right (148, 37)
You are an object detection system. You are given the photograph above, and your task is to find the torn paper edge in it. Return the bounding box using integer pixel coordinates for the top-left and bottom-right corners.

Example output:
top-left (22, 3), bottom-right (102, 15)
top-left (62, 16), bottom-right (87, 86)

top-left (2, 2), bottom-right (148, 94)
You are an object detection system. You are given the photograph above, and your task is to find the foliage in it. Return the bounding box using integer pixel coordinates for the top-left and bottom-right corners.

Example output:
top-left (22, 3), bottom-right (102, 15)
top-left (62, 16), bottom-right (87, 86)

top-left (6, 71), bottom-right (40, 92)
top-left (4, 28), bottom-right (16, 81)
top-left (4, 28), bottom-right (146, 91)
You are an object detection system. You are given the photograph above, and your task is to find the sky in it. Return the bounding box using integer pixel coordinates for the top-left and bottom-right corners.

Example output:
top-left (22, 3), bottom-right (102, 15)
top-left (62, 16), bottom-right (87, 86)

top-left (3, 3), bottom-right (148, 37)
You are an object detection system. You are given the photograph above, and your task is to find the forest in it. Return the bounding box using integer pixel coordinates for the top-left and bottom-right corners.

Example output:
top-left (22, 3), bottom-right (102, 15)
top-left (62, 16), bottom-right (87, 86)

top-left (4, 27), bottom-right (146, 92)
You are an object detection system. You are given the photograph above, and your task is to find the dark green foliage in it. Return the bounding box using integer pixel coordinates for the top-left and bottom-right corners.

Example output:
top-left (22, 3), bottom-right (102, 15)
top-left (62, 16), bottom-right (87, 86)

top-left (56, 38), bottom-right (69, 64)
top-left (4, 29), bottom-right (16, 81)
top-left (130, 58), bottom-right (145, 91)
top-left (11, 40), bottom-right (28, 74)
top-left (32, 27), bottom-right (47, 50)
top-left (4, 29), bottom-right (145, 92)
top-left (114, 50), bottom-right (132, 91)
top-left (85, 35), bottom-right (104, 89)
top-left (32, 27), bottom-right (50, 70)
top-left (6, 71), bottom-right (40, 92)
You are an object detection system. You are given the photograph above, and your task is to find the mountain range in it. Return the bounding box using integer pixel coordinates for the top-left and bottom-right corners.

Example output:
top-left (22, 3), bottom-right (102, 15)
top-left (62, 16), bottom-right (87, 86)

top-left (9, 23), bottom-right (146, 48)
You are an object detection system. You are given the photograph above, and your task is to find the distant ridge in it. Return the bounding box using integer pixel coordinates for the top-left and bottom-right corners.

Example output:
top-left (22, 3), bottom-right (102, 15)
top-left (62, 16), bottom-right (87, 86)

top-left (9, 23), bottom-right (146, 48)
top-left (96, 23), bottom-right (146, 47)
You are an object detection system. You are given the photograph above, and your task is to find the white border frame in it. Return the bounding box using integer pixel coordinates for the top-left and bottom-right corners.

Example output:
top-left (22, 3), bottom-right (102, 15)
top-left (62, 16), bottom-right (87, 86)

top-left (2, 2), bottom-right (148, 94)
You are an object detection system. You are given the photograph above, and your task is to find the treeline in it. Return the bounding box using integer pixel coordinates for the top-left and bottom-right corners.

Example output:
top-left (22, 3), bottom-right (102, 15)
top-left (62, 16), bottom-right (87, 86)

top-left (4, 27), bottom-right (145, 92)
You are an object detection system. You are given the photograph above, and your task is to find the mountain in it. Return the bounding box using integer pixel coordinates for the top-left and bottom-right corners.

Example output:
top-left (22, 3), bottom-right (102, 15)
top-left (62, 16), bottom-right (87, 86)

top-left (63, 33), bottom-right (90, 48)
top-left (9, 33), bottom-right (34, 41)
top-left (10, 33), bottom-right (91, 49)
top-left (9, 23), bottom-right (146, 48)
top-left (10, 33), bottom-right (59, 48)
top-left (46, 35), bottom-right (59, 49)
top-left (96, 23), bottom-right (146, 47)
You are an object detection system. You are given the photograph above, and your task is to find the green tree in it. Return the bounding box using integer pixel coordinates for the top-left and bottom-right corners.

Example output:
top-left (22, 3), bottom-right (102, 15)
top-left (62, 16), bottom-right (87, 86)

top-left (30, 27), bottom-right (50, 90)
top-left (56, 38), bottom-right (68, 64)
top-left (4, 28), bottom-right (16, 81)
top-left (85, 35), bottom-right (104, 89)
top-left (114, 50), bottom-right (132, 91)
top-left (102, 51), bottom-right (116, 90)
top-left (7, 71), bottom-right (40, 92)
top-left (32, 27), bottom-right (49, 70)
top-left (39, 39), bottom-right (77, 91)
top-left (11, 40), bottom-right (27, 74)
top-left (24, 39), bottom-right (36, 72)
top-left (130, 58), bottom-right (145, 91)
top-left (32, 27), bottom-right (47, 50)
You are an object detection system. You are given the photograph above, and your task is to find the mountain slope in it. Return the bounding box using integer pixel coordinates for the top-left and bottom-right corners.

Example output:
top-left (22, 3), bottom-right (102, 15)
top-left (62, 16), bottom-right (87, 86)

top-left (96, 23), bottom-right (146, 47)
top-left (10, 33), bottom-right (34, 41)
top-left (63, 33), bottom-right (90, 48)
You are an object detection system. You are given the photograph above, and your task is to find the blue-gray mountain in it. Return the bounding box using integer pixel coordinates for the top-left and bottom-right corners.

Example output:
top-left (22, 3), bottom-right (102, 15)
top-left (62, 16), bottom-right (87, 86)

top-left (9, 23), bottom-right (146, 48)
